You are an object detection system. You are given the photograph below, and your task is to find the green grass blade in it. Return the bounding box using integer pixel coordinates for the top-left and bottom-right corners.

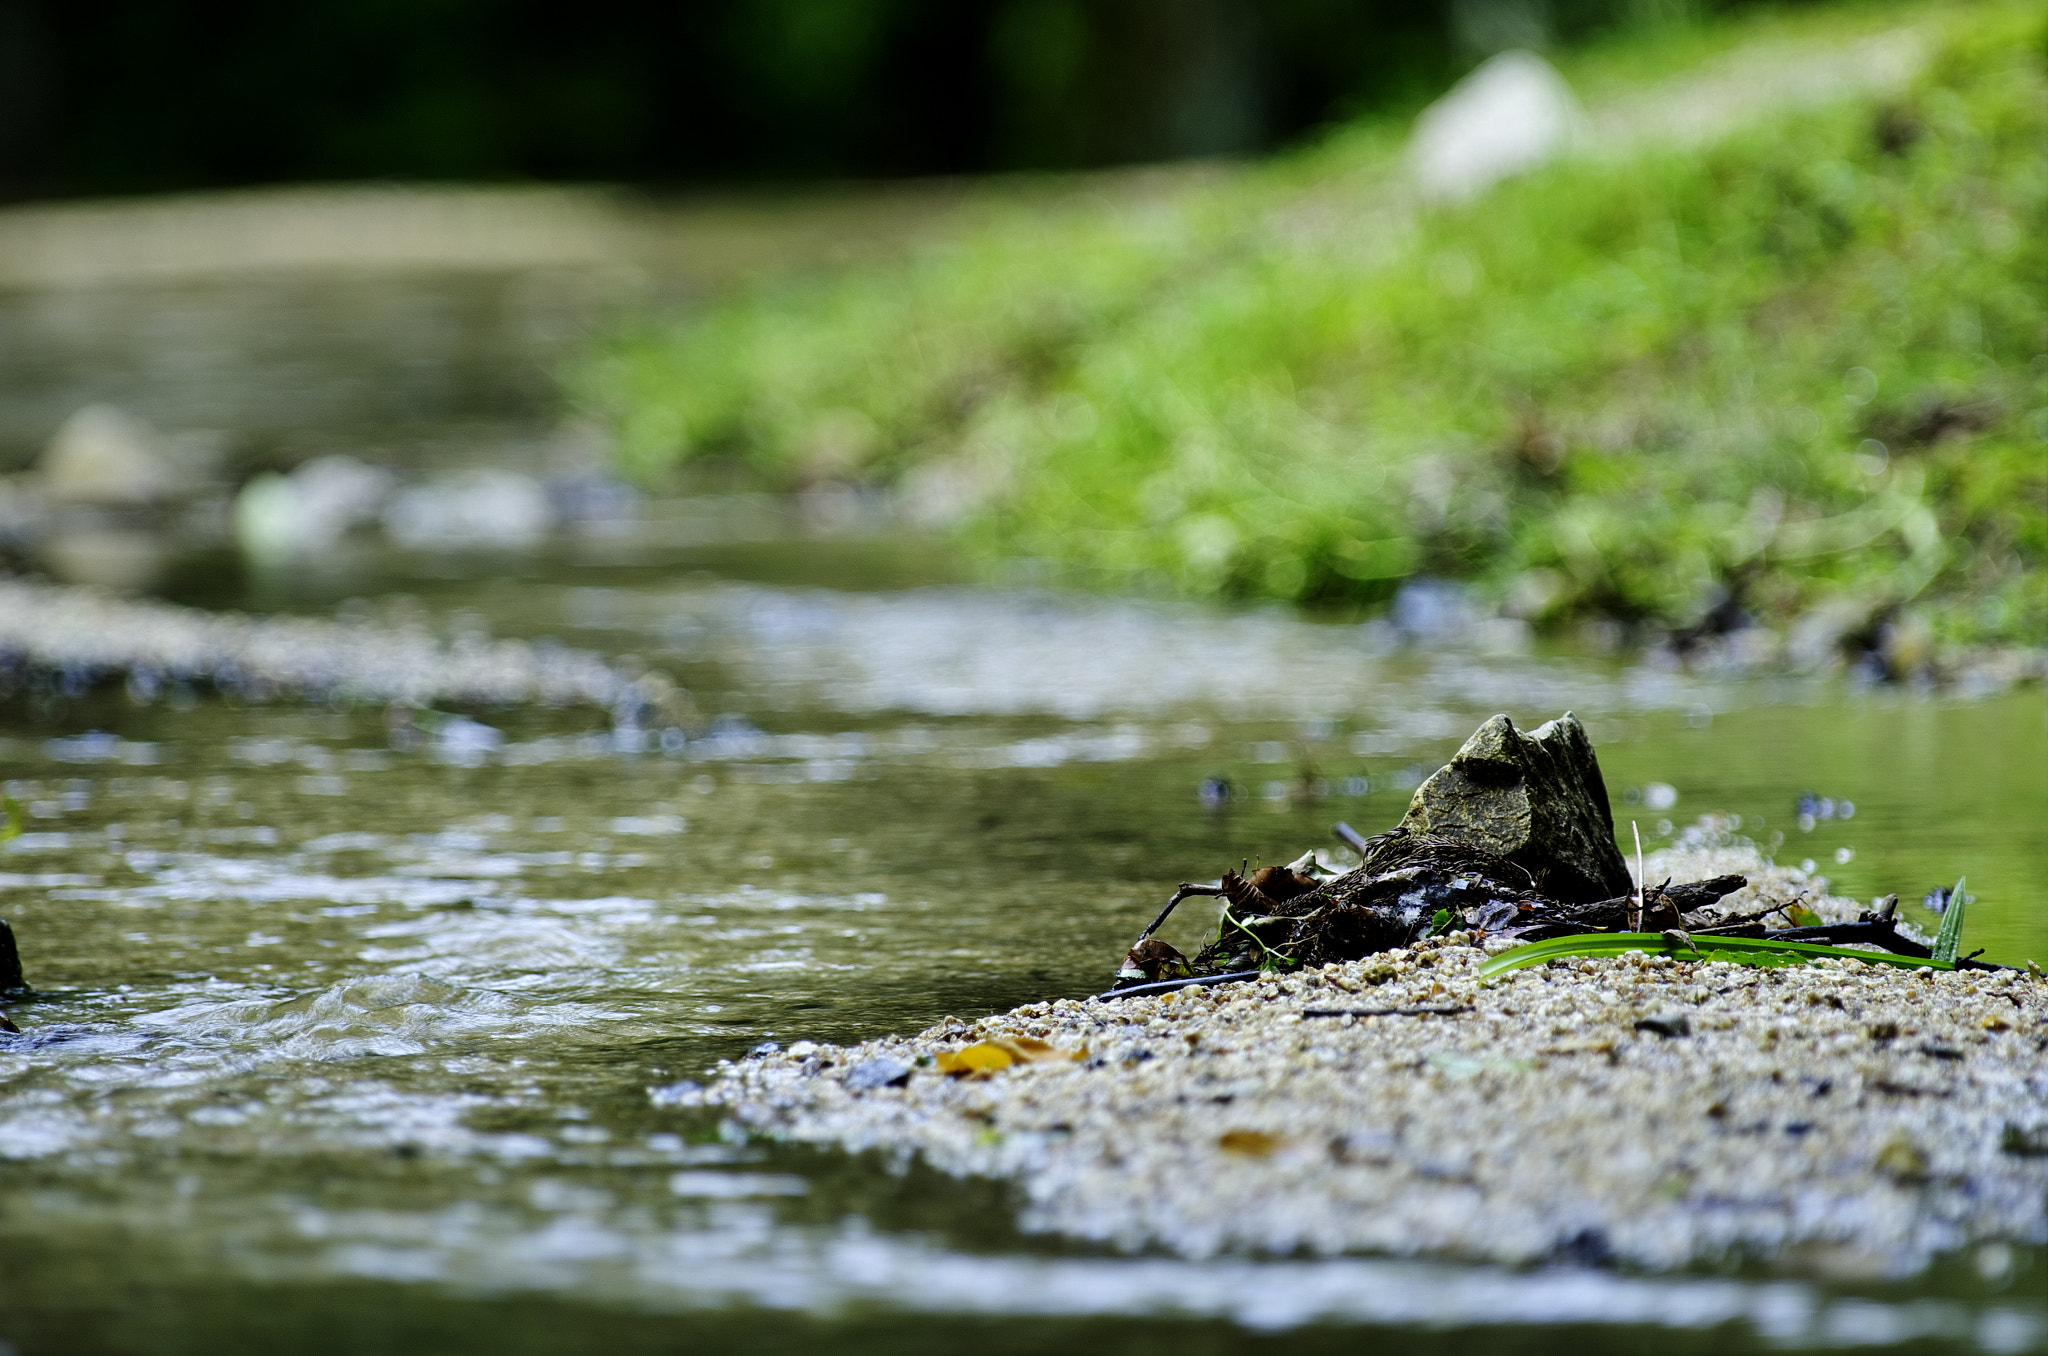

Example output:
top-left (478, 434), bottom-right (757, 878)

top-left (1477, 931), bottom-right (1956, 981)
top-left (0, 795), bottom-right (21, 845)
top-left (1931, 875), bottom-right (1967, 965)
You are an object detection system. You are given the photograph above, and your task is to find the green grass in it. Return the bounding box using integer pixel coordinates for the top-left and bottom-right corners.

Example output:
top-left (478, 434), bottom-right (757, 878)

top-left (573, 1), bottom-right (2047, 650)
top-left (1475, 932), bottom-right (1960, 978)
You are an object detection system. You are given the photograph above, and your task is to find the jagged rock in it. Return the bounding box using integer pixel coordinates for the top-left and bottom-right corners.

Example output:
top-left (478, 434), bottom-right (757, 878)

top-left (0, 917), bottom-right (23, 994)
top-left (1394, 711), bottom-right (1632, 904)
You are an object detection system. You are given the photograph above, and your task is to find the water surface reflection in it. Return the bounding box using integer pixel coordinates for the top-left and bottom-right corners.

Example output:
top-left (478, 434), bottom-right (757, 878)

top-left (1, 555), bottom-right (2042, 1351)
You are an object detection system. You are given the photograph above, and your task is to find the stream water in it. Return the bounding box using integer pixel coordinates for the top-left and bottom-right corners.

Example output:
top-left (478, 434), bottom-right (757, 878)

top-left (1, 533), bottom-right (2043, 1356)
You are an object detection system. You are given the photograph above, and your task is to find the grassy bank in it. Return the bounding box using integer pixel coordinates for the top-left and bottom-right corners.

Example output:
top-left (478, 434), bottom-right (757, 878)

top-left (574, 2), bottom-right (2046, 656)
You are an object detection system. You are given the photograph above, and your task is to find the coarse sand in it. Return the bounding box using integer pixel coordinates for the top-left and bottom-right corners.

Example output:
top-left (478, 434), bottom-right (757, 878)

top-left (669, 826), bottom-right (2048, 1276)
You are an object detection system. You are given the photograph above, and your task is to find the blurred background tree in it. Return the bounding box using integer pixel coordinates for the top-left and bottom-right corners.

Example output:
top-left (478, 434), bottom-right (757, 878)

top-left (0, 0), bottom-right (1743, 201)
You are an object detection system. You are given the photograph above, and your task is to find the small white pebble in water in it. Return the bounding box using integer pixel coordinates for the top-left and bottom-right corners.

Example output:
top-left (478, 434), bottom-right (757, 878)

top-left (1834, 847), bottom-right (1855, 865)
top-left (1976, 1242), bottom-right (2014, 1283)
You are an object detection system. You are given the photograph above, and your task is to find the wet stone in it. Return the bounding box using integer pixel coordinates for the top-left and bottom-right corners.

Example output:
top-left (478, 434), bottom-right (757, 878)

top-left (1394, 711), bottom-right (1632, 903)
top-left (0, 917), bottom-right (22, 995)
top-left (1633, 1012), bottom-right (1691, 1039)
top-left (845, 1057), bottom-right (912, 1091)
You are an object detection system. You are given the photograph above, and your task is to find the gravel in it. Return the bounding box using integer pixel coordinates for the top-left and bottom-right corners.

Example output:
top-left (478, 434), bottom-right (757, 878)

top-left (676, 832), bottom-right (2048, 1276)
top-left (0, 578), bottom-right (622, 708)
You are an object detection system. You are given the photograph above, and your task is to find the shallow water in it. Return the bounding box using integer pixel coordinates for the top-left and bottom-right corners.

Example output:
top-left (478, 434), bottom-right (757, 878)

top-left (2, 538), bottom-right (2044, 1355)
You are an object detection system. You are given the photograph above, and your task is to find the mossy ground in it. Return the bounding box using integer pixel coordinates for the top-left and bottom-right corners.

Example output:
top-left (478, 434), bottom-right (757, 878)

top-left (574, 1), bottom-right (2046, 652)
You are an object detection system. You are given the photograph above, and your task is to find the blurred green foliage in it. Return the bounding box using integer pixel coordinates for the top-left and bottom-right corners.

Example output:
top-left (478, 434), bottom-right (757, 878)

top-left (578, 2), bottom-right (2046, 647)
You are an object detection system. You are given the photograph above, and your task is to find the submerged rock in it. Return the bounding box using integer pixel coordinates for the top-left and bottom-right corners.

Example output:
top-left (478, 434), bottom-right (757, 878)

top-left (39, 405), bottom-right (196, 505)
top-left (1394, 711), bottom-right (1632, 904)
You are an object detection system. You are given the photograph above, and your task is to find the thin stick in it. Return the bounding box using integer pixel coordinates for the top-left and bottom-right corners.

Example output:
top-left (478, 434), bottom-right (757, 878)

top-left (1301, 1005), bottom-right (1470, 1018)
top-left (1135, 884), bottom-right (1227, 944)
top-left (1333, 821), bottom-right (1371, 856)
top-left (1630, 820), bottom-right (1645, 932)
top-left (1095, 970), bottom-right (1262, 1001)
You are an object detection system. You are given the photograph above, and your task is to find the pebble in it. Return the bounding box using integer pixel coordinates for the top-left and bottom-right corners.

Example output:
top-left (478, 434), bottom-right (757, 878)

top-left (677, 837), bottom-right (2048, 1276)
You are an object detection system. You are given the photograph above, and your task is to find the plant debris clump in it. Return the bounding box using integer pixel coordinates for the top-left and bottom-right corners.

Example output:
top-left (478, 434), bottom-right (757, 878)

top-left (1190, 833), bottom-right (1551, 975)
top-left (1116, 711), bottom-right (1987, 992)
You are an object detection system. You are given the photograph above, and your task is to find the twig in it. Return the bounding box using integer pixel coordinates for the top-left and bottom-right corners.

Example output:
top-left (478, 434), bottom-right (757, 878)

top-left (1765, 920), bottom-right (1931, 958)
top-left (1096, 970), bottom-right (1262, 1001)
top-left (1755, 923), bottom-right (2017, 971)
top-left (1134, 883), bottom-right (1228, 944)
top-left (1302, 1005), bottom-right (1470, 1018)
top-left (1333, 821), bottom-right (1372, 856)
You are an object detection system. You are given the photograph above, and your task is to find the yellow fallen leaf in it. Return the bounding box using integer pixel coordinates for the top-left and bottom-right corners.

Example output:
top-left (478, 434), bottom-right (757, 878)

top-left (995, 1036), bottom-right (1057, 1060)
top-left (936, 1043), bottom-right (1017, 1076)
top-left (1875, 1133), bottom-right (1928, 1181)
top-left (1218, 1129), bottom-right (1284, 1157)
top-left (934, 1036), bottom-right (1084, 1078)
top-left (988, 1035), bottom-right (1087, 1063)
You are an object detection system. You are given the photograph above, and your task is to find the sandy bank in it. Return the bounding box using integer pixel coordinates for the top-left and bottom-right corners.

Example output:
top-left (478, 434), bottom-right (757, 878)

top-left (672, 834), bottom-right (2048, 1275)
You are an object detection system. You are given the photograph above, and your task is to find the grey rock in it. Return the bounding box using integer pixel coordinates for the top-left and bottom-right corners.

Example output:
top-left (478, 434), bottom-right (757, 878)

top-left (844, 1057), bottom-right (912, 1091)
top-left (646, 1080), bottom-right (703, 1107)
top-left (383, 468), bottom-right (552, 550)
top-left (1395, 712), bottom-right (1632, 904)
top-left (233, 455), bottom-right (394, 563)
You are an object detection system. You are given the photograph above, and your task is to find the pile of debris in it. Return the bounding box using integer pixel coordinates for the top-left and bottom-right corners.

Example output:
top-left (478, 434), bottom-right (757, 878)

top-left (1117, 712), bottom-right (1969, 992)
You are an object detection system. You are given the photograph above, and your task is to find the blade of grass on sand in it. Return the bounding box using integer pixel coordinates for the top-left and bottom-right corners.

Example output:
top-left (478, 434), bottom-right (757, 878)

top-left (1478, 931), bottom-right (1957, 981)
top-left (1931, 874), bottom-right (1968, 965)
